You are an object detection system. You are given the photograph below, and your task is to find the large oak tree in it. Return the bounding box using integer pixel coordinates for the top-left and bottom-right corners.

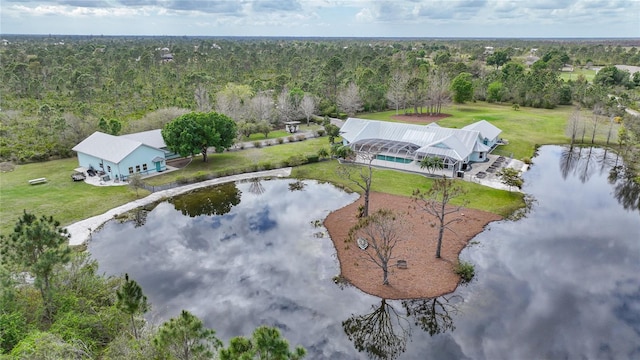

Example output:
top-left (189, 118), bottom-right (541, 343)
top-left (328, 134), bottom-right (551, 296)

top-left (162, 112), bottom-right (237, 163)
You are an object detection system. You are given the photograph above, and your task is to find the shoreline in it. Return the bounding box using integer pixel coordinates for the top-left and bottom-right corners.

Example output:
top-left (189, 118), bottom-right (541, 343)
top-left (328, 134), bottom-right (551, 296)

top-left (324, 192), bottom-right (502, 300)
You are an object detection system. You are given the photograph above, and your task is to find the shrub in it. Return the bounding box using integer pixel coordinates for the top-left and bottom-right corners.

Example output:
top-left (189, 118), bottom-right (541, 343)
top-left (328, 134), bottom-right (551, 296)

top-left (253, 141), bottom-right (262, 148)
top-left (277, 137), bottom-right (284, 144)
top-left (523, 157), bottom-right (532, 165)
top-left (265, 140), bottom-right (272, 146)
top-left (176, 176), bottom-right (189, 184)
top-left (316, 129), bottom-right (326, 137)
top-left (454, 261), bottom-right (475, 284)
top-left (306, 154), bottom-right (319, 163)
top-left (295, 134), bottom-right (306, 141)
top-left (262, 162), bottom-right (274, 170)
top-left (194, 172), bottom-right (209, 182)
top-left (285, 154), bottom-right (307, 167)
top-left (287, 136), bottom-right (295, 142)
top-left (238, 143), bottom-right (245, 150)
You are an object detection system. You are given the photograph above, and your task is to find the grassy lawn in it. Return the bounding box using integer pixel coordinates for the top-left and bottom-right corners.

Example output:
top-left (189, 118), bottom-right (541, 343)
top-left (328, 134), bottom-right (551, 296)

top-left (292, 160), bottom-right (524, 217)
top-left (361, 102), bottom-right (620, 160)
top-left (559, 68), bottom-right (597, 82)
top-left (144, 137), bottom-right (330, 186)
top-left (0, 158), bottom-right (139, 235)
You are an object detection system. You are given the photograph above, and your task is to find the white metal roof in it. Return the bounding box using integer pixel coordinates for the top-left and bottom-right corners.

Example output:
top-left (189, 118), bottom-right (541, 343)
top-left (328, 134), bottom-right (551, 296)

top-left (120, 129), bottom-right (167, 149)
top-left (73, 132), bottom-right (149, 164)
top-left (462, 120), bottom-right (502, 140)
top-left (342, 118), bottom-right (497, 161)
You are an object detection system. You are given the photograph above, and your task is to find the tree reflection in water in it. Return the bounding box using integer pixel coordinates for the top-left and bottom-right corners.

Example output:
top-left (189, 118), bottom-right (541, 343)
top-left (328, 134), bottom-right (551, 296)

top-left (248, 177), bottom-right (266, 195)
top-left (559, 146), bottom-right (638, 213)
top-left (343, 295), bottom-right (461, 359)
top-left (288, 179), bottom-right (306, 191)
top-left (609, 165), bottom-right (640, 213)
top-left (559, 146), bottom-right (604, 183)
top-left (169, 182), bottom-right (241, 217)
top-left (343, 299), bottom-right (410, 360)
top-left (402, 295), bottom-right (461, 336)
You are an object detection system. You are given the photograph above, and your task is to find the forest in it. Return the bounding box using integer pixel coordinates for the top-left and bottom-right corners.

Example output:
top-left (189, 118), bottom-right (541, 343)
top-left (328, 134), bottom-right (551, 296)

top-left (1, 36), bottom-right (639, 163)
top-left (1, 36), bottom-right (640, 358)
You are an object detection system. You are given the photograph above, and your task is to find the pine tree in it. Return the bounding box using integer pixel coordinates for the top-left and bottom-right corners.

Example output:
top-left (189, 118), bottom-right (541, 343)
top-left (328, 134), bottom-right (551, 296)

top-left (154, 310), bottom-right (222, 360)
top-left (116, 273), bottom-right (149, 340)
top-left (0, 211), bottom-right (71, 322)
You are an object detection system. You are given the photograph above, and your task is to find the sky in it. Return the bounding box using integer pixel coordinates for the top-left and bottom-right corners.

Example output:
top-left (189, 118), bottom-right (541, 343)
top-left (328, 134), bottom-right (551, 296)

top-left (1, 0), bottom-right (639, 38)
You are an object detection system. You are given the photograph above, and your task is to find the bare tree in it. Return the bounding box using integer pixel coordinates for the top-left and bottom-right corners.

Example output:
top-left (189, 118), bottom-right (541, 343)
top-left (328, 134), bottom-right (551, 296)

top-left (337, 146), bottom-right (380, 217)
top-left (248, 91), bottom-right (275, 124)
top-left (128, 173), bottom-right (144, 198)
top-left (337, 82), bottom-right (363, 117)
top-left (412, 177), bottom-right (467, 259)
top-left (277, 88), bottom-right (300, 124)
top-left (348, 209), bottom-right (408, 285)
top-left (589, 105), bottom-right (602, 144)
top-left (194, 84), bottom-right (212, 112)
top-left (386, 70), bottom-right (409, 115)
top-left (299, 94), bottom-right (317, 125)
top-left (566, 107), bottom-right (583, 145)
top-left (215, 83), bottom-right (253, 121)
top-left (427, 70), bottom-right (450, 115)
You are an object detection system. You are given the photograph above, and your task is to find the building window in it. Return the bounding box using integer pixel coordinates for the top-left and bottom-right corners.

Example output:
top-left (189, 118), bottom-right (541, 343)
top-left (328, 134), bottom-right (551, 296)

top-left (143, 164), bottom-right (148, 171)
top-left (136, 165), bottom-right (141, 173)
top-left (107, 165), bottom-right (111, 172)
top-left (128, 167), bottom-right (134, 174)
top-left (479, 152), bottom-right (484, 159)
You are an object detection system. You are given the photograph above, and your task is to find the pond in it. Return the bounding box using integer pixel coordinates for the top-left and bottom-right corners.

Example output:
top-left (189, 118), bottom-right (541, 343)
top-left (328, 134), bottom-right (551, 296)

top-left (88, 146), bottom-right (640, 359)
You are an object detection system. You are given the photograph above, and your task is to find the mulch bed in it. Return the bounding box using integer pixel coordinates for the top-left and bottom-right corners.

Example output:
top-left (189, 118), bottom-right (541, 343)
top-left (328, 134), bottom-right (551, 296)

top-left (324, 192), bottom-right (502, 299)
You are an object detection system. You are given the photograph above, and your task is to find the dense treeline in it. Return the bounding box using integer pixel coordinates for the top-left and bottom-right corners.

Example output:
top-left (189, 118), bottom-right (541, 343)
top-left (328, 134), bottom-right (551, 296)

top-left (1, 36), bottom-right (639, 163)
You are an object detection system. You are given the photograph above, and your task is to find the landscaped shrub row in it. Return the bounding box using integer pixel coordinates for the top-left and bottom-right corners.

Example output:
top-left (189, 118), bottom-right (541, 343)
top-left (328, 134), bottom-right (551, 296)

top-left (147, 154), bottom-right (326, 192)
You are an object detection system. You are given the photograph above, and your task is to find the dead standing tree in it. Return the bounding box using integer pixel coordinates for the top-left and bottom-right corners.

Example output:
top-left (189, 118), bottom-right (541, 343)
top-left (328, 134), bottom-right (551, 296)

top-left (337, 145), bottom-right (380, 217)
top-left (348, 209), bottom-right (407, 286)
top-left (412, 177), bottom-right (467, 259)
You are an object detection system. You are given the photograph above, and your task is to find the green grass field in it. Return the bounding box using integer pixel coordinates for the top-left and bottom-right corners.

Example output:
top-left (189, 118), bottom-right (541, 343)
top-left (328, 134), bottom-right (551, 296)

top-left (0, 158), bottom-right (138, 235)
top-left (559, 68), bottom-right (597, 82)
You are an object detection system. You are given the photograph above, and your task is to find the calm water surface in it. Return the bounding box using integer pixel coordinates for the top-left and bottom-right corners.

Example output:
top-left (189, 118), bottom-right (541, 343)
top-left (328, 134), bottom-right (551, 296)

top-left (89, 146), bottom-right (640, 359)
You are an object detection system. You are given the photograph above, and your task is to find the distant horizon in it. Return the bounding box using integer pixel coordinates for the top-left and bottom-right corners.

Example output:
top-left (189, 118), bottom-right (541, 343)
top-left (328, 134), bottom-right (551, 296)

top-left (2, 1), bottom-right (638, 39)
top-left (2, 34), bottom-right (638, 41)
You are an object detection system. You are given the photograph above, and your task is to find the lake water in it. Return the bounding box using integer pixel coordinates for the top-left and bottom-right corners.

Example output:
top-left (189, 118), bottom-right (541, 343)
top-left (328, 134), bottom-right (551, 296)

top-left (89, 146), bottom-right (640, 359)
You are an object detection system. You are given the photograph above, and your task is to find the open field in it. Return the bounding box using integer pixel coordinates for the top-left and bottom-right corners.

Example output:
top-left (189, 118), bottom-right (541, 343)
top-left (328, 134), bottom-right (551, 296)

top-left (0, 158), bottom-right (137, 235)
top-left (559, 68), bottom-right (598, 82)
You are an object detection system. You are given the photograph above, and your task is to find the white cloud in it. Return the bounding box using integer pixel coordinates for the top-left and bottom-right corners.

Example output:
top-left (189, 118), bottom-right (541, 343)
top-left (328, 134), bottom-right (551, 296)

top-left (1, 0), bottom-right (638, 37)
